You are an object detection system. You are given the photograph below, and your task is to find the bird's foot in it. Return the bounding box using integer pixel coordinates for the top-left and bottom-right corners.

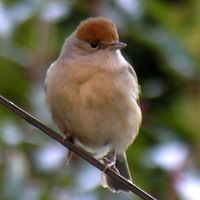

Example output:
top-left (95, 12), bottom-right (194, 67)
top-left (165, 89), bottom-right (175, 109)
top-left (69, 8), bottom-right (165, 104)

top-left (62, 131), bottom-right (74, 165)
top-left (99, 151), bottom-right (119, 174)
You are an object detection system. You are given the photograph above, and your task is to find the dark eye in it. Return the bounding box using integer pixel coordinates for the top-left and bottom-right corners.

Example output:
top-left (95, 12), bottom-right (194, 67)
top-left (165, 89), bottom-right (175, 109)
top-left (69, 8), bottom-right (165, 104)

top-left (90, 41), bottom-right (99, 49)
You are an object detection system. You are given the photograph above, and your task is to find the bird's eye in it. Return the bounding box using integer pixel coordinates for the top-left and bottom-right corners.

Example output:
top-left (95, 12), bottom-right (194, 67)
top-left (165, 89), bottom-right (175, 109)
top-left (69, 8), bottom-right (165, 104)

top-left (90, 41), bottom-right (99, 49)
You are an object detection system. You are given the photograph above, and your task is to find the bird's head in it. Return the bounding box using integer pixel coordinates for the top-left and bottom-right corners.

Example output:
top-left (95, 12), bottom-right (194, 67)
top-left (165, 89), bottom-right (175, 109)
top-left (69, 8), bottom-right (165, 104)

top-left (75, 17), bottom-right (126, 52)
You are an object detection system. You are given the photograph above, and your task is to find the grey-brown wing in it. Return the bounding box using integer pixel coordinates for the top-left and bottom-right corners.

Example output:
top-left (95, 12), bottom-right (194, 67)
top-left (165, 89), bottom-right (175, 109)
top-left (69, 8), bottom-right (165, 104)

top-left (127, 63), bottom-right (141, 104)
top-left (127, 63), bottom-right (138, 83)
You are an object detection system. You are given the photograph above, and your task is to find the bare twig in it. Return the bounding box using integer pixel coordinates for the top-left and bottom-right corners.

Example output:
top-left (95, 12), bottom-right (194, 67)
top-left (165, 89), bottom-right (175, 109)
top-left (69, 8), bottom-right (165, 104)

top-left (0, 95), bottom-right (157, 200)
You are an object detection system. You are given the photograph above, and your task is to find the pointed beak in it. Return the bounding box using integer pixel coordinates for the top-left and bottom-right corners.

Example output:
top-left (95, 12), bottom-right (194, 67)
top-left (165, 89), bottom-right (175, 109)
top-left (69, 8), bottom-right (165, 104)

top-left (107, 42), bottom-right (127, 50)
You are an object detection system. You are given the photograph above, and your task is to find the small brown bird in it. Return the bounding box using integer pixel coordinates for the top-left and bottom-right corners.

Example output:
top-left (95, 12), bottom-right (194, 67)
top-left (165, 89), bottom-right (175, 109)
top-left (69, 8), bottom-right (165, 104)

top-left (45, 17), bottom-right (142, 193)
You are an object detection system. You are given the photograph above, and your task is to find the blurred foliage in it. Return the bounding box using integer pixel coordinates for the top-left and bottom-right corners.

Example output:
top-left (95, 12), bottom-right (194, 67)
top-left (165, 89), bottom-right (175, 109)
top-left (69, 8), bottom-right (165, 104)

top-left (0, 0), bottom-right (200, 200)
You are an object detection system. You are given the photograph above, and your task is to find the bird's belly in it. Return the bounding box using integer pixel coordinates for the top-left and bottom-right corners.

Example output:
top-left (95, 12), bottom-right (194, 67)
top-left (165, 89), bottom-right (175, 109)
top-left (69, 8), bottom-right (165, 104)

top-left (74, 99), bottom-right (141, 154)
top-left (47, 72), bottom-right (141, 154)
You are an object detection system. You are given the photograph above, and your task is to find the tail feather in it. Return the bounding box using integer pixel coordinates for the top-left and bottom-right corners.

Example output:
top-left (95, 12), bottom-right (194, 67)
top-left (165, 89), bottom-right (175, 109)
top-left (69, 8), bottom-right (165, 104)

top-left (101, 153), bottom-right (132, 193)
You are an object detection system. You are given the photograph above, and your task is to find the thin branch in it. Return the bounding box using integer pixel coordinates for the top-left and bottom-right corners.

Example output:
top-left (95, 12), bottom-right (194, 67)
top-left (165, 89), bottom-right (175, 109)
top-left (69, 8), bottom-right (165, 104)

top-left (0, 95), bottom-right (157, 200)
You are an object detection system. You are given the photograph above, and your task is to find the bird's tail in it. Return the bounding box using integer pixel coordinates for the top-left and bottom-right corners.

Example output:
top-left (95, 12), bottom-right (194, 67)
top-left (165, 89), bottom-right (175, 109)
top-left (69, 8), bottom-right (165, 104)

top-left (101, 153), bottom-right (132, 193)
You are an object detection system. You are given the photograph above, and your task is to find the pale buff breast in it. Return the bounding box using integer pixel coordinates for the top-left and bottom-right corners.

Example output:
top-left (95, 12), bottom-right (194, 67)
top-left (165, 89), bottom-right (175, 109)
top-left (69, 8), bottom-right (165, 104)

top-left (45, 59), bottom-right (141, 155)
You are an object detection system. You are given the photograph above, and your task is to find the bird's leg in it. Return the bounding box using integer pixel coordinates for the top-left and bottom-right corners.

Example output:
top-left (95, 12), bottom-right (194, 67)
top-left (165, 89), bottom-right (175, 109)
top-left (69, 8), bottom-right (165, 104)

top-left (99, 150), bottom-right (119, 174)
top-left (62, 130), bottom-right (74, 165)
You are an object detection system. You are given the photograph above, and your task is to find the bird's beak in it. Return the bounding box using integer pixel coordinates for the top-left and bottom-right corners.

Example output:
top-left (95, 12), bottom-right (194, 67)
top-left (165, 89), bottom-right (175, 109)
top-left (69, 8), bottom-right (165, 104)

top-left (107, 42), bottom-right (127, 50)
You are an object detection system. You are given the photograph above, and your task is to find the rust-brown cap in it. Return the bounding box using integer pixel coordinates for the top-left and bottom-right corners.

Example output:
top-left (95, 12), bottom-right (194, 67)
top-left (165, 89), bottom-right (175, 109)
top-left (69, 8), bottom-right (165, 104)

top-left (75, 17), bottom-right (119, 43)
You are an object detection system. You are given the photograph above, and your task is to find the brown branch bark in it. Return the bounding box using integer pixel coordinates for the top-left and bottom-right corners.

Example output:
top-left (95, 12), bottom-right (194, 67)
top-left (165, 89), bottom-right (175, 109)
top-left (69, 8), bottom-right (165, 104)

top-left (0, 95), bottom-right (156, 200)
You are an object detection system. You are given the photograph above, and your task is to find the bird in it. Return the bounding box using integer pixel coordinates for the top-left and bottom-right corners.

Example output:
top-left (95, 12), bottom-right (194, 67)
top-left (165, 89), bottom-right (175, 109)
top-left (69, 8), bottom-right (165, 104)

top-left (45, 16), bottom-right (142, 193)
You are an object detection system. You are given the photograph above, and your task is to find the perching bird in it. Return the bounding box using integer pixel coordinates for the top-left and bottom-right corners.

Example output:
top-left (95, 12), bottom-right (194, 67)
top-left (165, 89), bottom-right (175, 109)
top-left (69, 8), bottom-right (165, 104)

top-left (45, 17), bottom-right (142, 193)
